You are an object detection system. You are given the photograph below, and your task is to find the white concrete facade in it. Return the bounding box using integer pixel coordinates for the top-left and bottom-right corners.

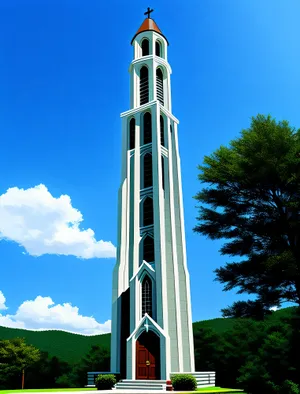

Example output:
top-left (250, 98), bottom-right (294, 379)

top-left (110, 18), bottom-right (195, 381)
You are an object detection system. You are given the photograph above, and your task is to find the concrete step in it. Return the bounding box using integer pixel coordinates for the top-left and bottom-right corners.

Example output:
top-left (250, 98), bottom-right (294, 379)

top-left (122, 380), bottom-right (167, 383)
top-left (115, 380), bottom-right (166, 391)
top-left (115, 386), bottom-right (163, 390)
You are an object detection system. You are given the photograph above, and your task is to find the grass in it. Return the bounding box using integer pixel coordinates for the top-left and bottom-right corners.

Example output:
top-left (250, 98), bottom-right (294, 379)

top-left (0, 389), bottom-right (96, 393)
top-left (0, 306), bottom-right (296, 364)
top-left (0, 389), bottom-right (244, 394)
top-left (0, 387), bottom-right (244, 394)
top-left (196, 387), bottom-right (244, 393)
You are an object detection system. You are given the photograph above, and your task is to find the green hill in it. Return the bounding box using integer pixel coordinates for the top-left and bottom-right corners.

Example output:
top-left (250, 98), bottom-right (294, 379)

top-left (0, 307), bottom-right (296, 364)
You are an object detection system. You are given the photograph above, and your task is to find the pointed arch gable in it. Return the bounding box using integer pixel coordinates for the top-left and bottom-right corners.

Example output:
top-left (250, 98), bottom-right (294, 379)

top-left (130, 260), bottom-right (155, 282)
top-left (127, 313), bottom-right (167, 343)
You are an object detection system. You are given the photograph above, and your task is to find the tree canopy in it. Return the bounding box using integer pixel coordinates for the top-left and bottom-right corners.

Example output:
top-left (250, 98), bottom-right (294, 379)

top-left (0, 338), bottom-right (40, 389)
top-left (194, 114), bottom-right (300, 317)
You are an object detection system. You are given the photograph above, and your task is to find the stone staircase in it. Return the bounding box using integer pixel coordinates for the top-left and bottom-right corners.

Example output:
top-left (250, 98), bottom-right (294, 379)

top-left (114, 379), bottom-right (167, 391)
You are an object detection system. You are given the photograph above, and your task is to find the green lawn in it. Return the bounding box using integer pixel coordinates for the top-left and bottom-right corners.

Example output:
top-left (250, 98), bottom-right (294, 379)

top-left (196, 387), bottom-right (244, 393)
top-left (0, 390), bottom-right (96, 394)
top-left (0, 388), bottom-right (244, 394)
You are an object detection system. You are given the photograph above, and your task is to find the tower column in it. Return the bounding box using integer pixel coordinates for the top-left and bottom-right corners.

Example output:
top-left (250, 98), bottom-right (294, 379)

top-left (111, 10), bottom-right (197, 382)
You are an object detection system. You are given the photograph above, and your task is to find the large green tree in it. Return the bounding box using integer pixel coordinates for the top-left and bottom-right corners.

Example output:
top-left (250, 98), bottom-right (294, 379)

top-left (0, 338), bottom-right (40, 389)
top-left (194, 114), bottom-right (300, 317)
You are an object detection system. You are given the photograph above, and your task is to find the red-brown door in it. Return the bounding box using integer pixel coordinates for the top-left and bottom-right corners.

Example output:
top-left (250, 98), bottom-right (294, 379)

top-left (136, 331), bottom-right (160, 380)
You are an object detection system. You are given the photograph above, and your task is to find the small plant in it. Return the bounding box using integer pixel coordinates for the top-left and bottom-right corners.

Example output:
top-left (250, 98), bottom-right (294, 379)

top-left (171, 374), bottom-right (197, 391)
top-left (95, 374), bottom-right (117, 390)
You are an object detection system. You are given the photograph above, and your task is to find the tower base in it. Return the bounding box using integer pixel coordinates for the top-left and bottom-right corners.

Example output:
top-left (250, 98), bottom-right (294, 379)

top-left (86, 371), bottom-right (216, 390)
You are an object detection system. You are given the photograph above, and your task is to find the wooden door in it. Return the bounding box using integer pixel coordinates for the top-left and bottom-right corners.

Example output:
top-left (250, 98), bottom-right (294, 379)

top-left (136, 331), bottom-right (160, 380)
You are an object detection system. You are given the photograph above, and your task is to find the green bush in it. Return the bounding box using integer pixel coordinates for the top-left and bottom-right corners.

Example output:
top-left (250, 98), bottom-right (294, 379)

top-left (95, 374), bottom-right (117, 390)
top-left (279, 380), bottom-right (300, 394)
top-left (171, 374), bottom-right (197, 391)
top-left (55, 374), bottom-right (76, 388)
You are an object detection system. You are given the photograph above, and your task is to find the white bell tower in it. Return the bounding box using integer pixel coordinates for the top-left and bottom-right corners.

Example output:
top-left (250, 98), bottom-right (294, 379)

top-left (110, 8), bottom-right (195, 381)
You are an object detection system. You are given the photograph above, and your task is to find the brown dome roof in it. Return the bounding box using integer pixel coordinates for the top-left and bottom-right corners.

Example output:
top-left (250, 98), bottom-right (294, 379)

top-left (131, 18), bottom-right (169, 45)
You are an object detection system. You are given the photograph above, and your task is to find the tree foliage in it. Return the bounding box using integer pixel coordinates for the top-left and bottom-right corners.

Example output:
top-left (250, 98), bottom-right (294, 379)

top-left (194, 114), bottom-right (300, 315)
top-left (0, 338), bottom-right (109, 390)
top-left (0, 338), bottom-right (40, 389)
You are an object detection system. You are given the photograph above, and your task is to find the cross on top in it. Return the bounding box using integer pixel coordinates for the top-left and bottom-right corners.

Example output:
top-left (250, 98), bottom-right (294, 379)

top-left (144, 7), bottom-right (154, 18)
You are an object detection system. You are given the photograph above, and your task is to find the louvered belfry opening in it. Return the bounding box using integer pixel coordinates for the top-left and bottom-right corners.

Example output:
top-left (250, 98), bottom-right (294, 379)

top-left (143, 153), bottom-right (153, 188)
top-left (142, 275), bottom-right (153, 317)
top-left (160, 115), bottom-right (165, 146)
top-left (143, 197), bottom-right (154, 227)
top-left (143, 112), bottom-right (152, 144)
top-left (156, 68), bottom-right (164, 105)
top-left (143, 235), bottom-right (154, 263)
top-left (140, 66), bottom-right (149, 105)
top-left (129, 118), bottom-right (135, 150)
top-left (141, 39), bottom-right (150, 56)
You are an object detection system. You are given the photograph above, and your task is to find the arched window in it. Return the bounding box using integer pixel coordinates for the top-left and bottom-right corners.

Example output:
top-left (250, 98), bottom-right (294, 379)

top-left (142, 275), bottom-right (153, 317)
top-left (140, 67), bottom-right (149, 105)
top-left (160, 115), bottom-right (165, 146)
top-left (143, 153), bottom-right (153, 188)
top-left (161, 157), bottom-right (165, 190)
top-left (156, 68), bottom-right (164, 105)
top-left (143, 235), bottom-right (154, 263)
top-left (141, 39), bottom-right (150, 56)
top-left (129, 118), bottom-right (135, 150)
top-left (143, 112), bottom-right (152, 144)
top-left (143, 197), bottom-right (153, 227)
top-left (155, 41), bottom-right (161, 57)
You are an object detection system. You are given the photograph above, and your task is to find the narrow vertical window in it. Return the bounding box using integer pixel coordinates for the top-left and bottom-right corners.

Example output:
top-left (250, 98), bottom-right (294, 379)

top-left (161, 157), bottom-right (165, 190)
top-left (143, 197), bottom-right (153, 227)
top-left (156, 68), bottom-right (164, 105)
top-left (143, 153), bottom-right (153, 188)
top-left (142, 275), bottom-right (152, 317)
top-left (140, 67), bottom-right (149, 105)
top-left (155, 41), bottom-right (161, 57)
top-left (129, 118), bottom-right (135, 150)
top-left (141, 39), bottom-right (150, 56)
top-left (143, 112), bottom-right (152, 144)
top-left (160, 115), bottom-right (165, 146)
top-left (170, 124), bottom-right (173, 133)
top-left (143, 236), bottom-right (154, 263)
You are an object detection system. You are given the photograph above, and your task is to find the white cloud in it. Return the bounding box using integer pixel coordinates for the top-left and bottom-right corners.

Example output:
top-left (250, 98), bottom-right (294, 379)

top-left (0, 293), bottom-right (111, 335)
top-left (269, 306), bottom-right (278, 312)
top-left (0, 184), bottom-right (116, 259)
top-left (0, 291), bottom-right (8, 310)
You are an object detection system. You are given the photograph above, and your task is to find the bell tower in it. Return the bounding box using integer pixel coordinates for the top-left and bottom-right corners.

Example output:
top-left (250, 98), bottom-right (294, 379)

top-left (110, 9), bottom-right (195, 381)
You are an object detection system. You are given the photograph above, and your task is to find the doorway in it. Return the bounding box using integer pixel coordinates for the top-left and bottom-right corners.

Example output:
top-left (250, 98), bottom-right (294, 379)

top-left (136, 331), bottom-right (160, 380)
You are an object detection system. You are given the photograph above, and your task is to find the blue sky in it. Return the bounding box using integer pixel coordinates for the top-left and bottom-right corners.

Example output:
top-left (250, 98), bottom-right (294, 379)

top-left (0, 0), bottom-right (299, 335)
